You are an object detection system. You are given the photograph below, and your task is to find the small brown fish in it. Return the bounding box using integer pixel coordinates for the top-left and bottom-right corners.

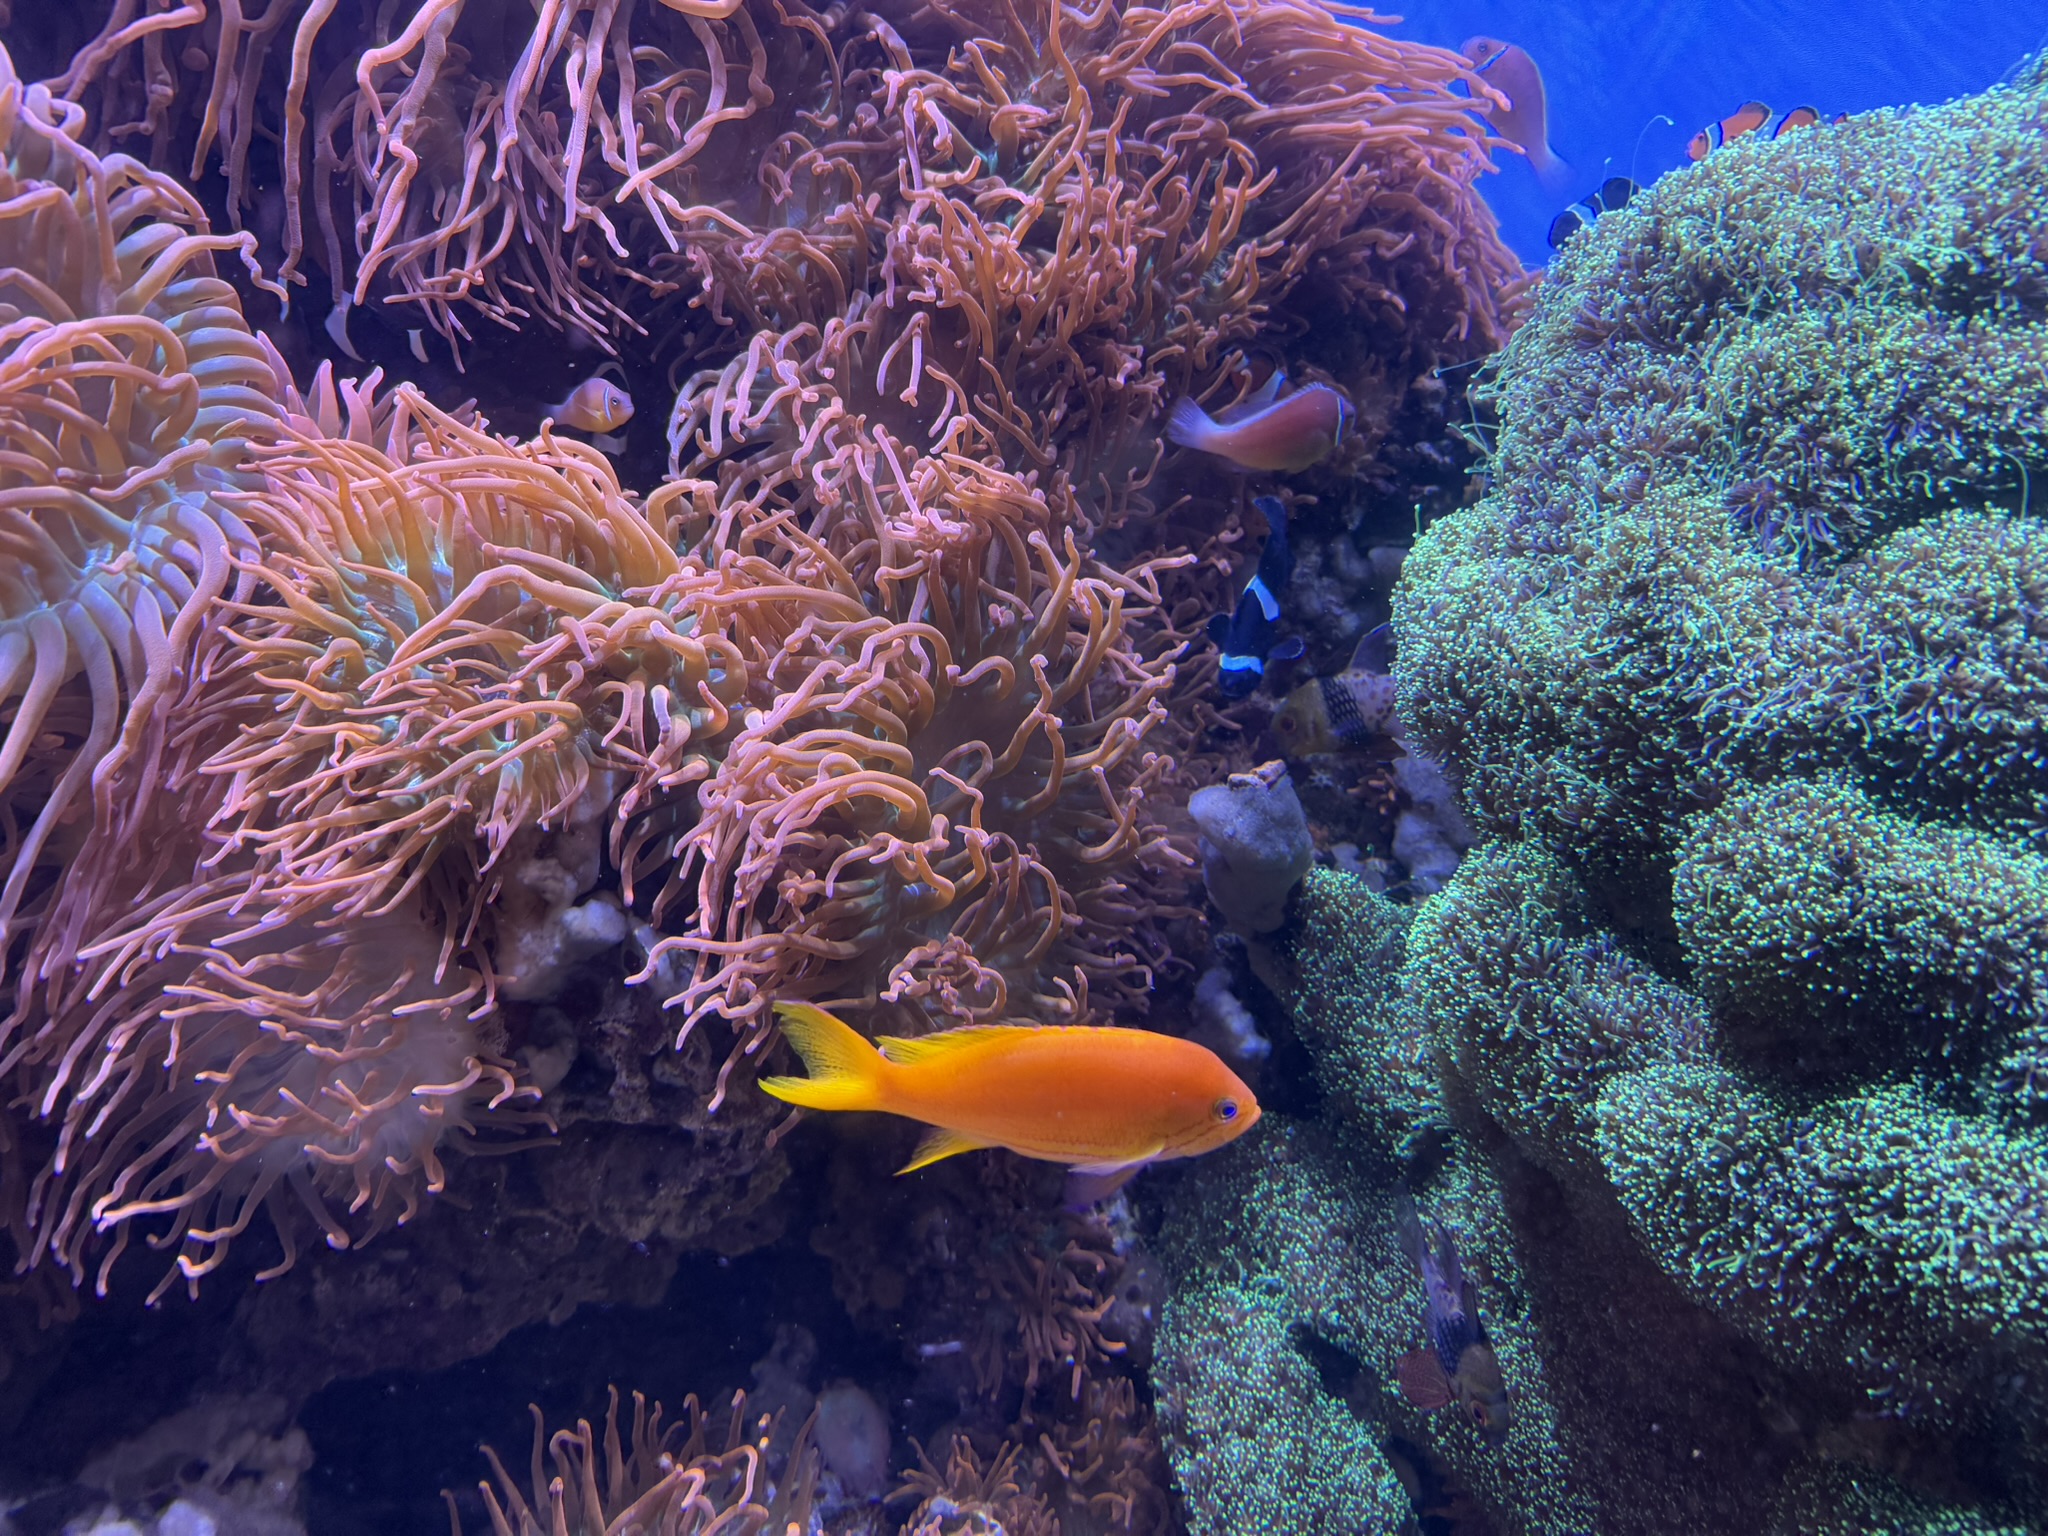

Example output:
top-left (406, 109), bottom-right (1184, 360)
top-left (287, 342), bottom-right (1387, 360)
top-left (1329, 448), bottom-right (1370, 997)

top-left (1271, 625), bottom-right (1401, 757)
top-left (545, 374), bottom-right (634, 433)
top-left (1394, 1191), bottom-right (1513, 1444)
top-left (1461, 37), bottom-right (1572, 195)
top-left (1165, 377), bottom-right (1352, 473)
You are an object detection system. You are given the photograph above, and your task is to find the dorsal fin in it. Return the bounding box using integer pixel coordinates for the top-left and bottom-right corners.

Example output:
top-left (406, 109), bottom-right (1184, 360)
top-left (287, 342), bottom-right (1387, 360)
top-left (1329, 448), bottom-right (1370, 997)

top-left (1214, 368), bottom-right (1288, 424)
top-left (1461, 1276), bottom-right (1493, 1345)
top-left (875, 1023), bottom-right (1043, 1066)
top-left (1348, 621), bottom-right (1394, 676)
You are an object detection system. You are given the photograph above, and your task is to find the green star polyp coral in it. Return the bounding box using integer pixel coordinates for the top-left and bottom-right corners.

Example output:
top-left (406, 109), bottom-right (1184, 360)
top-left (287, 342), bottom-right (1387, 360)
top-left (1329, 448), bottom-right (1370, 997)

top-left (1396, 62), bottom-right (2048, 879)
top-left (1380, 50), bottom-right (2048, 1531)
top-left (1152, 51), bottom-right (2048, 1536)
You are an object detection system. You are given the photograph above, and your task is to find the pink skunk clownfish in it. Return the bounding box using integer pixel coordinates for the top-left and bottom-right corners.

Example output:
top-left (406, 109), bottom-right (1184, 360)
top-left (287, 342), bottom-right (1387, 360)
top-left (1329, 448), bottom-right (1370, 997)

top-left (1164, 372), bottom-right (1353, 474)
top-left (1461, 37), bottom-right (1573, 196)
top-left (544, 373), bottom-right (635, 434)
top-left (759, 1002), bottom-right (1260, 1188)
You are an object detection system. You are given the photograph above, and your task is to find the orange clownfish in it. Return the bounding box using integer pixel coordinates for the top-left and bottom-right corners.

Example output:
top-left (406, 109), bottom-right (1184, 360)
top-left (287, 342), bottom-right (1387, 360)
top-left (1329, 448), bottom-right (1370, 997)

top-left (1687, 102), bottom-right (1831, 161)
top-left (545, 374), bottom-right (635, 433)
top-left (1165, 374), bottom-right (1353, 474)
top-left (760, 1002), bottom-right (1261, 1178)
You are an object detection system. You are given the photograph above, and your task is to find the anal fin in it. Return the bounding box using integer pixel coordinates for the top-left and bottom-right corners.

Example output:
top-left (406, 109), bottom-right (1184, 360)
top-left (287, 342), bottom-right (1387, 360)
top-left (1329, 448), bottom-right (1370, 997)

top-left (1068, 1148), bottom-right (1161, 1177)
top-left (898, 1125), bottom-right (993, 1174)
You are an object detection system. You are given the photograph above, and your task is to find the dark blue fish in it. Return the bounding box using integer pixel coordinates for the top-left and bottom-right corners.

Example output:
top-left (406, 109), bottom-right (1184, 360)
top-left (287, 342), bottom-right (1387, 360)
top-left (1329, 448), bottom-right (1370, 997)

top-left (1393, 1189), bottom-right (1513, 1443)
top-left (1547, 175), bottom-right (1639, 251)
top-left (1208, 496), bottom-right (1303, 697)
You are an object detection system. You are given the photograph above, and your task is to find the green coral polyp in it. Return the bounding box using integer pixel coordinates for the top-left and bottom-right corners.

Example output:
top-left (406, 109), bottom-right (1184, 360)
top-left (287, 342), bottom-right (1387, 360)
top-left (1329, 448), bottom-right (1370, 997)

top-left (1596, 1063), bottom-right (2048, 1394)
top-left (1674, 778), bottom-right (2048, 1101)
top-left (1152, 54), bottom-right (2048, 1536)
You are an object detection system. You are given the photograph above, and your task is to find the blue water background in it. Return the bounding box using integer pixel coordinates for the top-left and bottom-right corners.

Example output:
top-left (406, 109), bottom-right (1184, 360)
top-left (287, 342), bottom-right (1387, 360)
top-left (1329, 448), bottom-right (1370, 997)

top-left (1378, 1), bottom-right (2047, 263)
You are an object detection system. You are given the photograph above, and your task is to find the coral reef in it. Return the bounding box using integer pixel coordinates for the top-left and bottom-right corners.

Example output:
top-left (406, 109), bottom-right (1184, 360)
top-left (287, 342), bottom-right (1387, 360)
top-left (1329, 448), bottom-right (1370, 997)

top-left (26, 0), bottom-right (1528, 375)
top-left (0, 0), bottom-right (1535, 1525)
top-left (1395, 61), bottom-right (2048, 881)
top-left (895, 1373), bottom-right (1172, 1536)
top-left (1154, 52), bottom-right (2048, 1536)
top-left (898, 1437), bottom-right (1057, 1536)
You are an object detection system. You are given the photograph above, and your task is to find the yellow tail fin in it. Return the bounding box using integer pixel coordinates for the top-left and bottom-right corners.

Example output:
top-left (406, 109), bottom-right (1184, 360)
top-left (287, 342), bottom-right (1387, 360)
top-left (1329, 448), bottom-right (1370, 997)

top-left (759, 1002), bottom-right (889, 1113)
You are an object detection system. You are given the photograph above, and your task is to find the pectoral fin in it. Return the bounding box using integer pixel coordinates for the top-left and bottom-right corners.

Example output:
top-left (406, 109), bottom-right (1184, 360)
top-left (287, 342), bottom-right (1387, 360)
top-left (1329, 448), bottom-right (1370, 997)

top-left (898, 1125), bottom-right (993, 1174)
top-left (1063, 1164), bottom-right (1144, 1208)
top-left (1395, 1348), bottom-right (1455, 1412)
top-left (1069, 1148), bottom-right (1162, 1178)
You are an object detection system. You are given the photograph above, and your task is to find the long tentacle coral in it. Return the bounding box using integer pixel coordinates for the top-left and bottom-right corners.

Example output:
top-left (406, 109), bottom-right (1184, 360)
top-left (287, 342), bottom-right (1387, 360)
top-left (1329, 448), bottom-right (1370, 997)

top-left (639, 452), bottom-right (1189, 1101)
top-left (36, 0), bottom-right (1525, 370)
top-left (0, 381), bottom-right (843, 1294)
top-left (0, 43), bottom-right (278, 996)
top-left (0, 0), bottom-right (1529, 1298)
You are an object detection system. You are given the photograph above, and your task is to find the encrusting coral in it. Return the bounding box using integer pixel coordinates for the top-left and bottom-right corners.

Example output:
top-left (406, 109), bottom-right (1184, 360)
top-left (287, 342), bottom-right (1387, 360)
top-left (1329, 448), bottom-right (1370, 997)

top-left (1150, 48), bottom-right (2048, 1536)
top-left (1395, 55), bottom-right (2048, 881)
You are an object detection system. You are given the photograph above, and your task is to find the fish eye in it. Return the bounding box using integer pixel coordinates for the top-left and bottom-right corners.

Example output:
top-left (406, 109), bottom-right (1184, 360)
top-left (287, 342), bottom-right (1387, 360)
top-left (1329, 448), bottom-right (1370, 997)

top-left (1214, 1098), bottom-right (1239, 1122)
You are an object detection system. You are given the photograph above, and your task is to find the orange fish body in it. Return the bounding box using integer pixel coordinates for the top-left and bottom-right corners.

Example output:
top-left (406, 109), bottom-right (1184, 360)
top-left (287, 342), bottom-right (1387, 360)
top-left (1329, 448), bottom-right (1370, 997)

top-left (1165, 383), bottom-right (1352, 473)
top-left (1687, 100), bottom-right (1775, 160)
top-left (1461, 38), bottom-right (1571, 194)
top-left (760, 1003), bottom-right (1260, 1174)
top-left (546, 375), bottom-right (635, 433)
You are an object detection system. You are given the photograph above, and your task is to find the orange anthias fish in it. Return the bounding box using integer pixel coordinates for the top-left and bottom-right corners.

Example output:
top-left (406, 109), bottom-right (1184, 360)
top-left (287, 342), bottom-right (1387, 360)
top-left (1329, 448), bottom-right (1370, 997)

top-left (1461, 37), bottom-right (1572, 195)
top-left (1164, 374), bottom-right (1353, 473)
top-left (545, 374), bottom-right (635, 433)
top-left (759, 1002), bottom-right (1261, 1178)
